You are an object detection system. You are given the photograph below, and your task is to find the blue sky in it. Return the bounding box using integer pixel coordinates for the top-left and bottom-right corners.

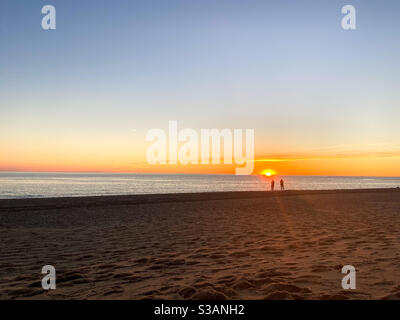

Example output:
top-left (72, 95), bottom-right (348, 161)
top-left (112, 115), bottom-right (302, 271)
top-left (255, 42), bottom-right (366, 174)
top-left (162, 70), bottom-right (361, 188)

top-left (1, 0), bottom-right (400, 173)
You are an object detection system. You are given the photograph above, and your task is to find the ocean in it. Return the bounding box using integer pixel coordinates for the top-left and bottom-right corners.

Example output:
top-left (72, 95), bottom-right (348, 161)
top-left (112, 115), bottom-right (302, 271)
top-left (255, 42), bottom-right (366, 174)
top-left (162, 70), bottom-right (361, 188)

top-left (0, 172), bottom-right (399, 199)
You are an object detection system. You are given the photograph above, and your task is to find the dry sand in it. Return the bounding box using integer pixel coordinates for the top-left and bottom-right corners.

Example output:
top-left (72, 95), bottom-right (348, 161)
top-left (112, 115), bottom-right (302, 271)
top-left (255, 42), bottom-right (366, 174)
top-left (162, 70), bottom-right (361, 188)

top-left (1, 189), bottom-right (400, 300)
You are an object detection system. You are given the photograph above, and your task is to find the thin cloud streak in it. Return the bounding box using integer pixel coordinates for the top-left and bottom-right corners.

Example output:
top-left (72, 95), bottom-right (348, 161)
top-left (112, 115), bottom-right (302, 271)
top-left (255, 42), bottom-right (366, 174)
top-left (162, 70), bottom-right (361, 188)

top-left (256, 150), bottom-right (400, 162)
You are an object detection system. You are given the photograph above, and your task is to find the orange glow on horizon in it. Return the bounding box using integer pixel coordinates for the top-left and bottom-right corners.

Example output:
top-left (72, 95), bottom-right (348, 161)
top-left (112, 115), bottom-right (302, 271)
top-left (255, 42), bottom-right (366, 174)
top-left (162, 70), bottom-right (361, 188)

top-left (1, 145), bottom-right (400, 177)
top-left (1, 158), bottom-right (400, 177)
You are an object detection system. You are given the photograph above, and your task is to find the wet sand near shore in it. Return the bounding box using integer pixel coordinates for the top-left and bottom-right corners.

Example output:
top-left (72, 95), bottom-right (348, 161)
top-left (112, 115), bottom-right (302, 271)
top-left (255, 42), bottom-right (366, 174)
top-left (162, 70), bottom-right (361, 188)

top-left (1, 189), bottom-right (400, 300)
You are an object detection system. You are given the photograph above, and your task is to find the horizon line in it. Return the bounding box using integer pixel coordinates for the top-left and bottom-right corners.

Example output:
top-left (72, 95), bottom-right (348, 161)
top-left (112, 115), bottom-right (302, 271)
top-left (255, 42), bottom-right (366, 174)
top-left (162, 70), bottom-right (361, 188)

top-left (1, 170), bottom-right (400, 178)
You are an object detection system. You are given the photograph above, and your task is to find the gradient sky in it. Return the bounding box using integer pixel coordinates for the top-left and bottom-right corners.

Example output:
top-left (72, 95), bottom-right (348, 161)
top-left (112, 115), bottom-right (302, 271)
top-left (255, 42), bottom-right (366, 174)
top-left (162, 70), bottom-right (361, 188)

top-left (1, 0), bottom-right (400, 175)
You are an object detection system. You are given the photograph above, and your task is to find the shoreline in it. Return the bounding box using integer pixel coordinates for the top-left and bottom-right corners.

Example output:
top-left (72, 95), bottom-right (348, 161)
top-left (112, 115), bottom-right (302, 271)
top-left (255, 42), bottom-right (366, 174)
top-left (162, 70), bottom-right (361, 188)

top-left (1, 188), bottom-right (399, 212)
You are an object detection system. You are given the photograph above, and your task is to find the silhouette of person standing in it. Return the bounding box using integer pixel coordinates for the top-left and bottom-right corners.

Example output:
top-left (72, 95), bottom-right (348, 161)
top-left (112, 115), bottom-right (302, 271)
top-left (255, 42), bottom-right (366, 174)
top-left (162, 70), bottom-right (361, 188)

top-left (271, 180), bottom-right (275, 191)
top-left (280, 179), bottom-right (284, 191)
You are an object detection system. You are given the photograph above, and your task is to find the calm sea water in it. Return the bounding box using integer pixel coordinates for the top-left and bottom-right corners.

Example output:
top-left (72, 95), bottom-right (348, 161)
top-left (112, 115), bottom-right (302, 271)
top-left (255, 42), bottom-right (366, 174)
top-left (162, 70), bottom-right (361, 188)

top-left (0, 172), bottom-right (399, 199)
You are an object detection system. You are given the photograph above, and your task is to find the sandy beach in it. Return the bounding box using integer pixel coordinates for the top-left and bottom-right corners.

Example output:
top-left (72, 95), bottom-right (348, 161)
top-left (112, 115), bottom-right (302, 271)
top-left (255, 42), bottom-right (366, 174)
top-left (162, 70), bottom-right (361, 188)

top-left (1, 188), bottom-right (400, 300)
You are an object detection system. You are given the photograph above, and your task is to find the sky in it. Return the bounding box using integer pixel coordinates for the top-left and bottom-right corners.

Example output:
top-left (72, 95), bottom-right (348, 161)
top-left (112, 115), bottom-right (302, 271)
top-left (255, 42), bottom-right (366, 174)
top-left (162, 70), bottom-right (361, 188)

top-left (1, 0), bottom-right (400, 176)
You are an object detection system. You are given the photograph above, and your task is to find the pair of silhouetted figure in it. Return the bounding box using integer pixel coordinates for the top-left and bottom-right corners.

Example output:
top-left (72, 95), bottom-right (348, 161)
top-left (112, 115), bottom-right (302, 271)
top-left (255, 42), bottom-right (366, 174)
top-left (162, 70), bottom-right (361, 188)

top-left (271, 179), bottom-right (284, 191)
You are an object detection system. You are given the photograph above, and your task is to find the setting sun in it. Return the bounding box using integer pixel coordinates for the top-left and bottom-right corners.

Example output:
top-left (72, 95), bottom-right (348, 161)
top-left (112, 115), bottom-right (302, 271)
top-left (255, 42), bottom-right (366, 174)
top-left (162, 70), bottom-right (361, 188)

top-left (261, 169), bottom-right (276, 177)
